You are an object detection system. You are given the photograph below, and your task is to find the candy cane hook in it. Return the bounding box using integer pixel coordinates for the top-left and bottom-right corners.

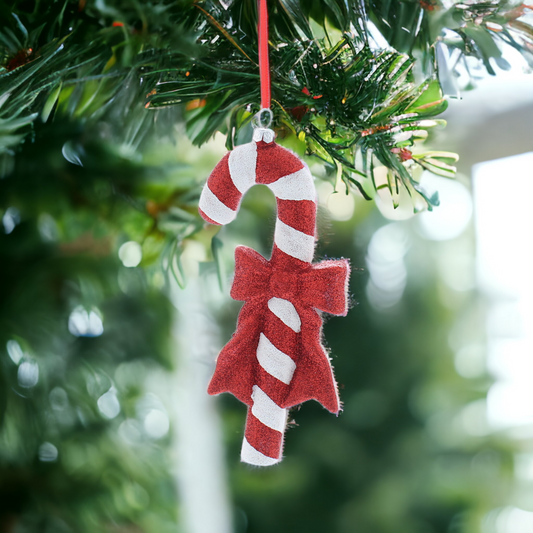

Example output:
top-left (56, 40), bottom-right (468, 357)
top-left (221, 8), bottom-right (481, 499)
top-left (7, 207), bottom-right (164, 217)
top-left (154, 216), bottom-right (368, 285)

top-left (199, 128), bottom-right (350, 466)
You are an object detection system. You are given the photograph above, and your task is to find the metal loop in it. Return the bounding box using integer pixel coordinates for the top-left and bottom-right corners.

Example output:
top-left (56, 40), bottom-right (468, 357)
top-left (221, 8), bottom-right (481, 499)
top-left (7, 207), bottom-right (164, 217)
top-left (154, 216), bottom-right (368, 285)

top-left (253, 108), bottom-right (273, 129)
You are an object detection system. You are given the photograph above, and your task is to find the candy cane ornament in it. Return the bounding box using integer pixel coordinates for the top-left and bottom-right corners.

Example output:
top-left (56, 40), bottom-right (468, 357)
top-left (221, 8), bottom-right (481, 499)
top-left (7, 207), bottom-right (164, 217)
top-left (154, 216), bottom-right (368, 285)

top-left (199, 127), bottom-right (350, 466)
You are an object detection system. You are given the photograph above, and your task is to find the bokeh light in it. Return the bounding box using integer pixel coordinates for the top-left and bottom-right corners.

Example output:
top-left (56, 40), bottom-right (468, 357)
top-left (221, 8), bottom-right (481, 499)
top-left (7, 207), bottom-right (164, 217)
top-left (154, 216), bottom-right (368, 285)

top-left (17, 360), bottom-right (39, 388)
top-left (366, 222), bottom-right (409, 309)
top-left (417, 173), bottom-right (473, 241)
top-left (38, 442), bottom-right (59, 462)
top-left (97, 388), bottom-right (121, 419)
top-left (68, 306), bottom-right (104, 337)
top-left (119, 241), bottom-right (143, 268)
top-left (6, 339), bottom-right (23, 365)
top-left (2, 206), bottom-right (20, 234)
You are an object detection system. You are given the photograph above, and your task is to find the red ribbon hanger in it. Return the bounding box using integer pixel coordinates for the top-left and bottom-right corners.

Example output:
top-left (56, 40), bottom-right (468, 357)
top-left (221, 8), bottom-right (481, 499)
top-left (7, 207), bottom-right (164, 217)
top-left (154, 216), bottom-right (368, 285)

top-left (258, 0), bottom-right (271, 110)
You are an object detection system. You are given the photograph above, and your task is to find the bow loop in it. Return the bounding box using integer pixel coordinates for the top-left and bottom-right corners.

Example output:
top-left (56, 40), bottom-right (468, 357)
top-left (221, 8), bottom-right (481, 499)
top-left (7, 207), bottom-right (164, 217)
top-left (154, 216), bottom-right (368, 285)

top-left (300, 260), bottom-right (350, 316)
top-left (230, 246), bottom-right (271, 301)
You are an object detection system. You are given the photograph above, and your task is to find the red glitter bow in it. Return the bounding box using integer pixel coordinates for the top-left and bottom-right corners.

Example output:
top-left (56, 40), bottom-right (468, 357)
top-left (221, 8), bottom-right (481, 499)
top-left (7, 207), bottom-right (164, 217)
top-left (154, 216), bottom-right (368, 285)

top-left (231, 246), bottom-right (349, 316)
top-left (208, 245), bottom-right (350, 414)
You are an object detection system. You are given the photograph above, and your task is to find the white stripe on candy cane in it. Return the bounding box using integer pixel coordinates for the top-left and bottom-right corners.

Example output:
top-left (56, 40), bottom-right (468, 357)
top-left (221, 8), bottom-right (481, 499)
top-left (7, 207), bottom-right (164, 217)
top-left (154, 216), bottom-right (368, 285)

top-left (228, 143), bottom-right (257, 194)
top-left (198, 186), bottom-right (237, 225)
top-left (241, 438), bottom-right (280, 466)
top-left (274, 219), bottom-right (315, 263)
top-left (267, 297), bottom-right (301, 333)
top-left (267, 167), bottom-right (316, 201)
top-left (250, 385), bottom-right (287, 432)
top-left (256, 333), bottom-right (296, 385)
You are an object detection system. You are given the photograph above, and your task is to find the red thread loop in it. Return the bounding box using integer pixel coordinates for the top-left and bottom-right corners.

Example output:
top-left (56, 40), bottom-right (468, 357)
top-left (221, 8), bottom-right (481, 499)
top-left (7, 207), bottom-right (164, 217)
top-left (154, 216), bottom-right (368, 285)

top-left (258, 0), bottom-right (270, 110)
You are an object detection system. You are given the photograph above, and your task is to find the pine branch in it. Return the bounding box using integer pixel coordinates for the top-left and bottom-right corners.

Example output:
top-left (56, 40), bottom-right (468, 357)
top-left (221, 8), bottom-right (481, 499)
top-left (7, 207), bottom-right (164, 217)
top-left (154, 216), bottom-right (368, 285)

top-left (0, 0), bottom-right (532, 212)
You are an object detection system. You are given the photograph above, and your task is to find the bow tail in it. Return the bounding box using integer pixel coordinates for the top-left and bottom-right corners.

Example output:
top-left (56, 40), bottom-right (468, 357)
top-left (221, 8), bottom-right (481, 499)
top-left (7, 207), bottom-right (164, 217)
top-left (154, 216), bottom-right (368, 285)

top-left (281, 308), bottom-right (341, 414)
top-left (207, 302), bottom-right (263, 407)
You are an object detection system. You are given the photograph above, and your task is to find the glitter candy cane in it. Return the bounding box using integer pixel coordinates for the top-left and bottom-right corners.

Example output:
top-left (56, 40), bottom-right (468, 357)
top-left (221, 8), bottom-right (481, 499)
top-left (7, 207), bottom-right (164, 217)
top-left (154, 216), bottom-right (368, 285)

top-left (199, 128), bottom-right (350, 466)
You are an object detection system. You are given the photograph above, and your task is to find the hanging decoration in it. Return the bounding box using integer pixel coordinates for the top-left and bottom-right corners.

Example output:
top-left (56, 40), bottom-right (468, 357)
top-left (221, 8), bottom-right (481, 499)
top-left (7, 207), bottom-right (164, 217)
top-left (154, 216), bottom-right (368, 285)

top-left (198, 0), bottom-right (350, 466)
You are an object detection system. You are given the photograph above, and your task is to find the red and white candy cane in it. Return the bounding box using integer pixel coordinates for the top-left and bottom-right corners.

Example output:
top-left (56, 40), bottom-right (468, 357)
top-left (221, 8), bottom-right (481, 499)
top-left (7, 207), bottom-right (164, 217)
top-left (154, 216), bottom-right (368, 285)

top-left (199, 127), bottom-right (350, 466)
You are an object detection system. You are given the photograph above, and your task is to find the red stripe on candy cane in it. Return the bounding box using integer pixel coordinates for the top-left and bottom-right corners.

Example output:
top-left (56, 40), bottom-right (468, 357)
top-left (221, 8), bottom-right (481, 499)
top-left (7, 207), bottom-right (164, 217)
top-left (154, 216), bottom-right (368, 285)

top-left (206, 153), bottom-right (241, 210)
top-left (255, 142), bottom-right (304, 184)
top-left (277, 199), bottom-right (317, 237)
top-left (198, 208), bottom-right (221, 226)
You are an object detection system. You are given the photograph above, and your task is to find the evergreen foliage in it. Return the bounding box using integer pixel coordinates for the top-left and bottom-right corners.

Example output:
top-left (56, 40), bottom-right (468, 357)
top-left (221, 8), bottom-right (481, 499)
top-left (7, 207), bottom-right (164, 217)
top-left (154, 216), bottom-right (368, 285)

top-left (1, 1), bottom-right (532, 210)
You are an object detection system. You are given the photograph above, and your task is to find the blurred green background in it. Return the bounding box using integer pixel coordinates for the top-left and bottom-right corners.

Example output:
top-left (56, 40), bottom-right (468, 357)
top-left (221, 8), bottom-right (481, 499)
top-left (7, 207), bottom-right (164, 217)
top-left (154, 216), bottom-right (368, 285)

top-left (1, 1), bottom-right (533, 533)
